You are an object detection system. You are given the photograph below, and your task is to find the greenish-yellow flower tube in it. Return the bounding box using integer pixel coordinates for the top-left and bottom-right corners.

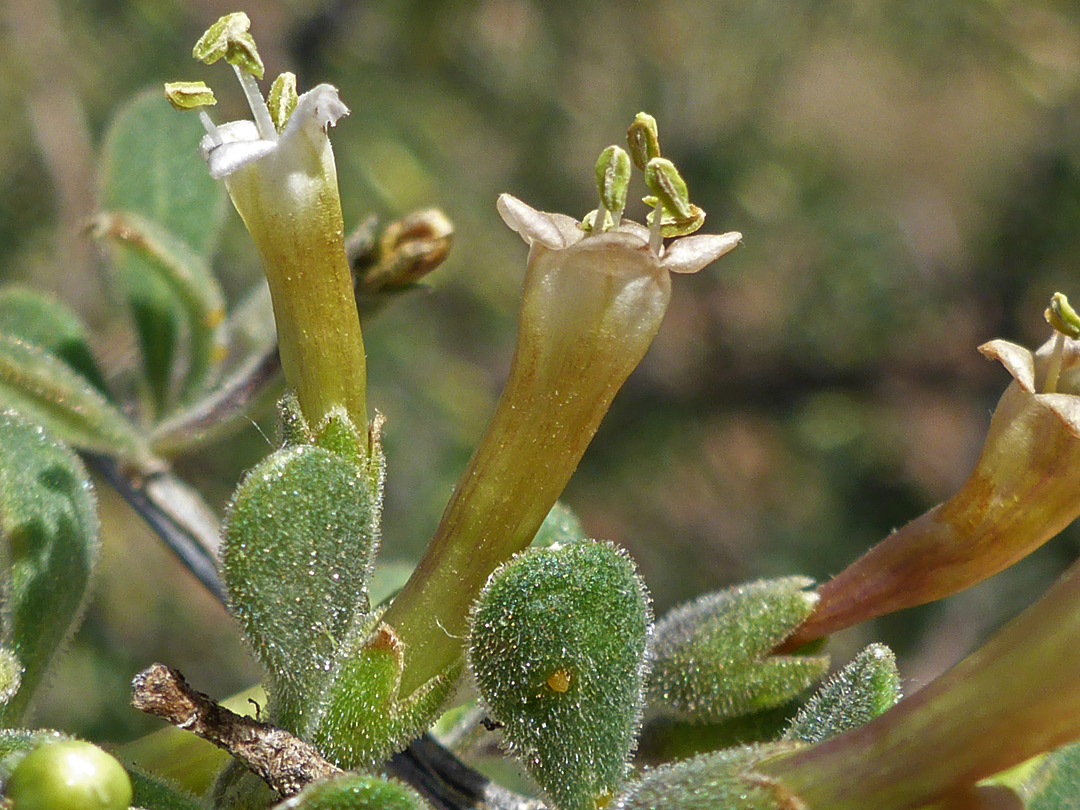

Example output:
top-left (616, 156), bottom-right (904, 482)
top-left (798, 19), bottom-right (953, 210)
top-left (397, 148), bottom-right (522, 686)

top-left (199, 83), bottom-right (367, 431)
top-left (382, 194), bottom-right (740, 696)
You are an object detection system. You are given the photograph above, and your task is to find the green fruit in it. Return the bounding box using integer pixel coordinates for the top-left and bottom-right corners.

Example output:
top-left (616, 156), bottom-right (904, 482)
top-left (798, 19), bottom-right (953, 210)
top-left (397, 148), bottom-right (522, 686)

top-left (5, 740), bottom-right (133, 810)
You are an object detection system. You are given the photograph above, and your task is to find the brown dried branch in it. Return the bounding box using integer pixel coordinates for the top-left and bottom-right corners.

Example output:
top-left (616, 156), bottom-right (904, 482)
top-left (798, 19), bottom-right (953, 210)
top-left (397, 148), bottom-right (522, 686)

top-left (131, 663), bottom-right (341, 797)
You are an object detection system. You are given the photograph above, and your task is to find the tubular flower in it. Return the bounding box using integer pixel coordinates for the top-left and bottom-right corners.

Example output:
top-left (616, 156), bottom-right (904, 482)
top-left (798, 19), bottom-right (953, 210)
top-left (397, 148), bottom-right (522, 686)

top-left (169, 13), bottom-right (367, 431)
top-left (382, 135), bottom-right (741, 696)
top-left (787, 302), bottom-right (1080, 647)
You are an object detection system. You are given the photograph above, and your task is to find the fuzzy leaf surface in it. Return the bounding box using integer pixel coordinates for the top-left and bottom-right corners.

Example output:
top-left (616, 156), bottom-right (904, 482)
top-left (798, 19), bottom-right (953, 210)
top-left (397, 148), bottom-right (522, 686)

top-left (223, 443), bottom-right (379, 730)
top-left (98, 89), bottom-right (226, 415)
top-left (311, 621), bottom-right (457, 769)
top-left (274, 771), bottom-right (432, 810)
top-left (614, 743), bottom-right (804, 810)
top-left (469, 541), bottom-right (652, 810)
top-left (0, 411), bottom-right (98, 723)
top-left (784, 643), bottom-right (900, 743)
top-left (0, 287), bottom-right (109, 396)
top-left (0, 336), bottom-right (147, 462)
top-left (648, 577), bottom-right (829, 722)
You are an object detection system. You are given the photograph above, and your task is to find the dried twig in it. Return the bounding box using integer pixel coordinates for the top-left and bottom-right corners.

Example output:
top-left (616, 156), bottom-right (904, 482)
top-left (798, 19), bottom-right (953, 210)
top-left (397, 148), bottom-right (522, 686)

top-left (131, 663), bottom-right (340, 797)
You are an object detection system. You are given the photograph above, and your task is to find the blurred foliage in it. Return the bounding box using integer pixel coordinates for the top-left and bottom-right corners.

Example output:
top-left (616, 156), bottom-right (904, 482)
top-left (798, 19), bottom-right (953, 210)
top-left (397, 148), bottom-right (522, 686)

top-left (3, 0), bottom-right (1080, 741)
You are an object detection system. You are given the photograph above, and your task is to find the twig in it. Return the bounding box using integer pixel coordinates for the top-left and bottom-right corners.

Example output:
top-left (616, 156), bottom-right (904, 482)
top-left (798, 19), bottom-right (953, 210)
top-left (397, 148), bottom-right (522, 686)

top-left (131, 663), bottom-right (341, 798)
top-left (85, 454), bottom-right (228, 605)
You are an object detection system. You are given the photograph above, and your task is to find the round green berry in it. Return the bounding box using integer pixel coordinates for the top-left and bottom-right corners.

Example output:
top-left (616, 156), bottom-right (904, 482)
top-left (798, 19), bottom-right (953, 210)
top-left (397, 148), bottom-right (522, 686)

top-left (5, 740), bottom-right (132, 810)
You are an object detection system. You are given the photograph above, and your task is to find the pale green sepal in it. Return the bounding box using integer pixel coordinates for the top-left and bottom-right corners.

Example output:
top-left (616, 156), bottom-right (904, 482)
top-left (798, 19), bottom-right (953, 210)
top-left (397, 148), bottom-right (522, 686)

top-left (315, 408), bottom-right (364, 463)
top-left (268, 72), bottom-right (299, 133)
top-left (193, 12), bottom-right (264, 78)
top-left (531, 501), bottom-right (586, 549)
top-left (468, 541), bottom-right (652, 810)
top-left (222, 443), bottom-right (379, 731)
top-left (783, 643), bottom-right (900, 744)
top-left (648, 577), bottom-right (829, 722)
top-left (1020, 739), bottom-right (1080, 810)
top-left (274, 772), bottom-right (432, 810)
top-left (91, 210), bottom-right (227, 407)
top-left (0, 286), bottom-right (110, 396)
top-left (0, 412), bottom-right (98, 724)
top-left (310, 621), bottom-right (458, 769)
top-left (613, 743), bottom-right (805, 810)
top-left (0, 335), bottom-right (149, 462)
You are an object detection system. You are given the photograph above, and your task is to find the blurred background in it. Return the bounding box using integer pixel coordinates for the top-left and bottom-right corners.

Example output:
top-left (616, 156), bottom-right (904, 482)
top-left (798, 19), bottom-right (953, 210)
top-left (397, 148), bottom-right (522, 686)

top-left (4, 0), bottom-right (1080, 744)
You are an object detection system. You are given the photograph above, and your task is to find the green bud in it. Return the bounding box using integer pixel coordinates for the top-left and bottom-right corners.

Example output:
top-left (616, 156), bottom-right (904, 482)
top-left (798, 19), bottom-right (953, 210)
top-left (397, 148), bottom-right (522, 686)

top-left (626, 112), bottom-right (661, 170)
top-left (648, 577), bottom-right (829, 722)
top-left (783, 643), bottom-right (900, 743)
top-left (1045, 292), bottom-right (1080, 339)
top-left (193, 12), bottom-right (264, 78)
top-left (614, 743), bottom-right (804, 810)
top-left (268, 72), bottom-right (299, 133)
top-left (595, 145), bottom-right (632, 224)
top-left (315, 407), bottom-right (365, 463)
top-left (164, 81), bottom-right (217, 110)
top-left (4, 740), bottom-right (132, 810)
top-left (469, 541), bottom-right (652, 810)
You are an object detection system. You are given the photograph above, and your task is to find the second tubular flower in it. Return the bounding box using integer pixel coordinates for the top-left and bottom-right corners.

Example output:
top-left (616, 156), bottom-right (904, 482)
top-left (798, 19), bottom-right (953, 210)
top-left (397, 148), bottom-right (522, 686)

top-left (382, 121), bottom-right (741, 696)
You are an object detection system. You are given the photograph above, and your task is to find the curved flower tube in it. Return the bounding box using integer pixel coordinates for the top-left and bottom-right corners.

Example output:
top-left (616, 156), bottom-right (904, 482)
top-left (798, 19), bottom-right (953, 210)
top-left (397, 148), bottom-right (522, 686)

top-left (381, 194), bottom-right (741, 696)
top-left (786, 329), bottom-right (1080, 648)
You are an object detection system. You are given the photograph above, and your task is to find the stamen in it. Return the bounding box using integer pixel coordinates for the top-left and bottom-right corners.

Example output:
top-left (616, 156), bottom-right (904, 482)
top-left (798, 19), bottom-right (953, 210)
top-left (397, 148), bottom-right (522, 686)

top-left (649, 199), bottom-right (664, 254)
top-left (199, 111), bottom-right (223, 146)
top-left (233, 64), bottom-right (277, 141)
top-left (1045, 332), bottom-right (1066, 394)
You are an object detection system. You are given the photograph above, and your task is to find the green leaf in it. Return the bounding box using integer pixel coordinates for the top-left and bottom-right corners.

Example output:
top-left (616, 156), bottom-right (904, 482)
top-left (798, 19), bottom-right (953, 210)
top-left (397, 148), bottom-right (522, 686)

top-left (468, 541), bottom-right (652, 810)
top-left (1021, 739), bottom-right (1080, 810)
top-left (0, 411), bottom-right (98, 724)
top-left (223, 443), bottom-right (380, 731)
top-left (309, 621), bottom-right (458, 769)
top-left (0, 287), bottom-right (110, 396)
top-left (273, 771), bottom-right (431, 810)
top-left (0, 335), bottom-right (149, 462)
top-left (648, 577), bottom-right (829, 723)
top-left (638, 702), bottom-right (802, 765)
top-left (783, 643), bottom-right (900, 744)
top-left (613, 743), bottom-right (804, 810)
top-left (92, 210), bottom-right (227, 413)
top-left (97, 89), bottom-right (227, 416)
top-left (531, 501), bottom-right (586, 549)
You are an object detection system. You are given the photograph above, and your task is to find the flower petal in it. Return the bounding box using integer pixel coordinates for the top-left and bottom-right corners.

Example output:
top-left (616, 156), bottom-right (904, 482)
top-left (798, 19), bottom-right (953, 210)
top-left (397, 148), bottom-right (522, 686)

top-left (979, 339), bottom-right (1036, 393)
top-left (498, 194), bottom-right (572, 250)
top-left (660, 231), bottom-right (742, 274)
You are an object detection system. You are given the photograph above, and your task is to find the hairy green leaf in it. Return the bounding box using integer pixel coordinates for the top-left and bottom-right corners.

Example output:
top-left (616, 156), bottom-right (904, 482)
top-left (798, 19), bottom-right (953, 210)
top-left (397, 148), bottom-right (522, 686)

top-left (92, 210), bottom-right (226, 414)
top-left (637, 701), bottom-right (802, 765)
top-left (310, 621), bottom-right (457, 769)
top-left (614, 743), bottom-right (804, 810)
top-left (469, 541), bottom-right (652, 810)
top-left (0, 411), bottom-right (99, 724)
top-left (273, 771), bottom-right (431, 810)
top-left (648, 577), bottom-right (829, 722)
top-left (0, 336), bottom-right (148, 462)
top-left (129, 766), bottom-right (204, 810)
top-left (223, 443), bottom-right (380, 731)
top-left (0, 287), bottom-right (109, 396)
top-left (784, 643), bottom-right (900, 743)
top-left (98, 89), bottom-right (227, 416)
